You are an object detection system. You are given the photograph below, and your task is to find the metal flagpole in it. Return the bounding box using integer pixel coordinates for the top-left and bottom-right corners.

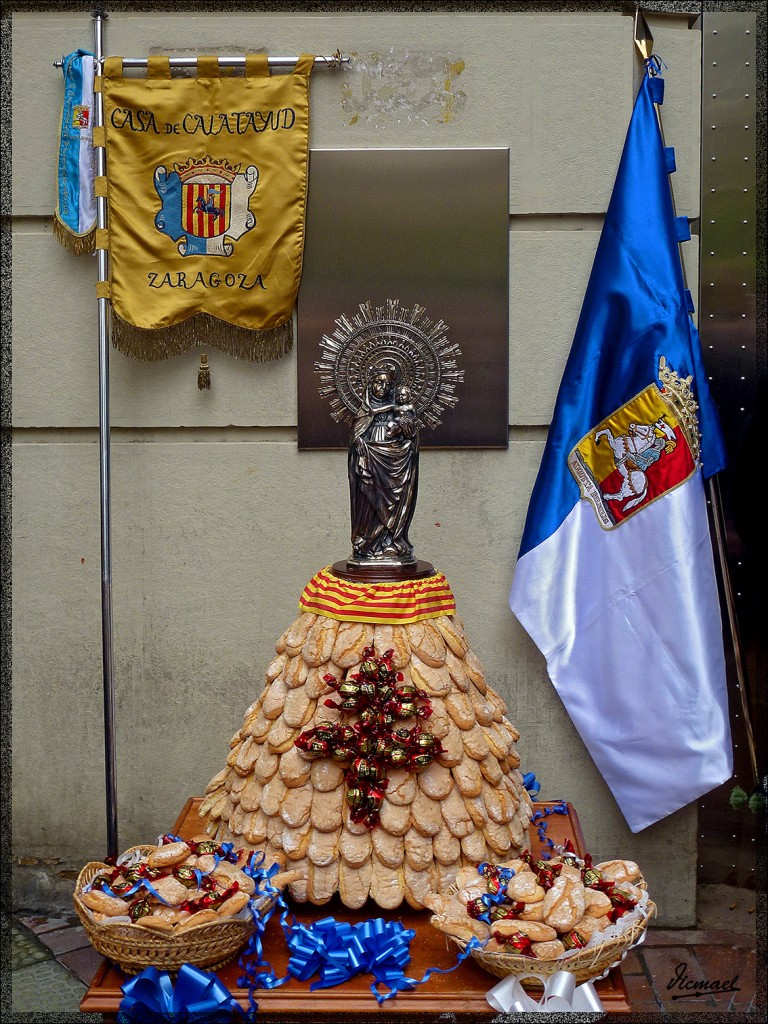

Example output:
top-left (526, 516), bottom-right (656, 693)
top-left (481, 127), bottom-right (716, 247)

top-left (707, 475), bottom-right (759, 787)
top-left (92, 8), bottom-right (119, 859)
top-left (54, 52), bottom-right (350, 70)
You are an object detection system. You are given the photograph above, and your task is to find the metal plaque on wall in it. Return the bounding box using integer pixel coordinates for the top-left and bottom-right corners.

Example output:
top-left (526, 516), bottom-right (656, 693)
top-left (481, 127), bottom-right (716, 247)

top-left (297, 148), bottom-right (509, 449)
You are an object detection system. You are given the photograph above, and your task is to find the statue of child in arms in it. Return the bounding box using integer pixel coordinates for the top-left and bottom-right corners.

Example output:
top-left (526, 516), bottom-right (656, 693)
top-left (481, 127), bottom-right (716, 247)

top-left (386, 385), bottom-right (417, 440)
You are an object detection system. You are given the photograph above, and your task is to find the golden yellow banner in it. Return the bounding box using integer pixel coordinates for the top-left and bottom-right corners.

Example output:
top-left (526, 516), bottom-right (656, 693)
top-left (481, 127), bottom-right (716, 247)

top-left (101, 54), bottom-right (314, 360)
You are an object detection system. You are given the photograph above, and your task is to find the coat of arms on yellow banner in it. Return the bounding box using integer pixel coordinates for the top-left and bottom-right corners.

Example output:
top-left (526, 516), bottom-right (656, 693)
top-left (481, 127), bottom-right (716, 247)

top-left (100, 54), bottom-right (315, 362)
top-left (154, 157), bottom-right (258, 257)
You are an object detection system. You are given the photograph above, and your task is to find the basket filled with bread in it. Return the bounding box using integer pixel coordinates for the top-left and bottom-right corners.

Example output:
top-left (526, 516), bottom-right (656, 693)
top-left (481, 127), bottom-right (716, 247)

top-left (74, 834), bottom-right (298, 975)
top-left (426, 842), bottom-right (655, 985)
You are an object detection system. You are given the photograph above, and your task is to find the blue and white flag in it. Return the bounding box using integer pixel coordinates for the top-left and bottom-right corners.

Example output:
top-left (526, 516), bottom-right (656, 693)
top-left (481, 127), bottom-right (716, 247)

top-left (54, 49), bottom-right (96, 253)
top-left (509, 65), bottom-right (732, 833)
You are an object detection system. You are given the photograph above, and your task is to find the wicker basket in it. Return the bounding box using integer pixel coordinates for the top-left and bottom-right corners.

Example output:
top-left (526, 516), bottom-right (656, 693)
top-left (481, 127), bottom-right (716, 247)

top-left (73, 846), bottom-right (273, 975)
top-left (444, 889), bottom-right (656, 985)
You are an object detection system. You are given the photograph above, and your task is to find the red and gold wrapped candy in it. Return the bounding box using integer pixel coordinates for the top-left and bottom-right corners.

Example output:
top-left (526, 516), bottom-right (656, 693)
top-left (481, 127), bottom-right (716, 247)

top-left (607, 886), bottom-right (638, 922)
top-left (494, 930), bottom-right (534, 956)
top-left (129, 896), bottom-right (153, 922)
top-left (583, 865), bottom-right (602, 888)
top-left (295, 647), bottom-right (443, 830)
top-left (180, 881), bottom-right (239, 914)
top-left (562, 929), bottom-right (588, 950)
top-left (489, 902), bottom-right (526, 921)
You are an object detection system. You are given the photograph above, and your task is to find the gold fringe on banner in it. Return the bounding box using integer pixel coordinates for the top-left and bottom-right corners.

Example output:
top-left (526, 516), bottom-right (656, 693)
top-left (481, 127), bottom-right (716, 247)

top-left (111, 312), bottom-right (293, 362)
top-left (53, 215), bottom-right (96, 255)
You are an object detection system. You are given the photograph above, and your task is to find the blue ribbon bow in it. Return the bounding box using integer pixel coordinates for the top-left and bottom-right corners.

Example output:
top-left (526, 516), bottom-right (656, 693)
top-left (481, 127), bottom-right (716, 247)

top-left (284, 915), bottom-right (483, 1003)
top-left (118, 963), bottom-right (248, 1022)
top-left (233, 855), bottom-right (487, 1007)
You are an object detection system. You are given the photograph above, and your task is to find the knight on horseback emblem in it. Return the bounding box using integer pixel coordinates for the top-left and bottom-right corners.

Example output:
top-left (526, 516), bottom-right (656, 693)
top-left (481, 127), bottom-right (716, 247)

top-left (594, 417), bottom-right (677, 512)
top-left (154, 156), bottom-right (259, 257)
top-left (567, 357), bottom-right (700, 529)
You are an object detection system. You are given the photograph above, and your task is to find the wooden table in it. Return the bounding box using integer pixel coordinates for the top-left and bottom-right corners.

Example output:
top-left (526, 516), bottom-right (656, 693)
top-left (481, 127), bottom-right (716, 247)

top-left (80, 799), bottom-right (631, 1019)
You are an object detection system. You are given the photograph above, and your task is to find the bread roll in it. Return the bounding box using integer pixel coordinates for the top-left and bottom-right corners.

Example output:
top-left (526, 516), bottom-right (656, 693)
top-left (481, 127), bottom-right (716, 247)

top-left (81, 890), bottom-right (132, 917)
top-left (217, 891), bottom-right (250, 917)
top-left (542, 876), bottom-right (587, 933)
top-left (493, 918), bottom-right (557, 943)
top-left (135, 915), bottom-right (173, 932)
top-left (147, 842), bottom-right (190, 869)
top-left (532, 939), bottom-right (566, 960)
top-left (584, 889), bottom-right (612, 918)
top-left (595, 859), bottom-right (641, 884)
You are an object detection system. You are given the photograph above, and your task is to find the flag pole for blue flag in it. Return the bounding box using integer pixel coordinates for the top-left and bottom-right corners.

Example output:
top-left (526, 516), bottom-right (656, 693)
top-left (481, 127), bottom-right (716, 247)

top-left (632, 5), bottom-right (654, 65)
top-left (707, 475), bottom-right (759, 789)
top-left (509, 34), bottom-right (735, 833)
top-left (637, 15), bottom-right (759, 794)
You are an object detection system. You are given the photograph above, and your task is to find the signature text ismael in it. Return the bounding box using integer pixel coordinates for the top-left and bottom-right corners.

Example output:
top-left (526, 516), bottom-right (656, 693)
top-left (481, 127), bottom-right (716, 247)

top-left (667, 962), bottom-right (740, 1000)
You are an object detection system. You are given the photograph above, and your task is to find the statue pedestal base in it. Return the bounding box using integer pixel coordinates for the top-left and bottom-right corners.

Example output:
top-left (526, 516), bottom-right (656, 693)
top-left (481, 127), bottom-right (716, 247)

top-left (332, 559), bottom-right (436, 582)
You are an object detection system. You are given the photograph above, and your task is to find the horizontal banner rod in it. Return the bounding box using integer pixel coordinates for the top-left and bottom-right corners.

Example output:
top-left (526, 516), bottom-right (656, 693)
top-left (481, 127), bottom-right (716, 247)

top-left (55, 53), bottom-right (348, 69)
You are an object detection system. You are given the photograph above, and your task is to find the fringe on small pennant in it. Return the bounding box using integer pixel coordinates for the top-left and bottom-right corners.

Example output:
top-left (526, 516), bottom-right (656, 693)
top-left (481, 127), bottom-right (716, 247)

top-left (53, 215), bottom-right (96, 255)
top-left (111, 312), bottom-right (293, 362)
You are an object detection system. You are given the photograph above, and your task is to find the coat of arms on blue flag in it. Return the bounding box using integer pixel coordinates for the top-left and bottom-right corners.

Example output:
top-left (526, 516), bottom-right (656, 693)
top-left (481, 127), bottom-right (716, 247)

top-left (154, 157), bottom-right (259, 257)
top-left (568, 357), bottom-right (698, 529)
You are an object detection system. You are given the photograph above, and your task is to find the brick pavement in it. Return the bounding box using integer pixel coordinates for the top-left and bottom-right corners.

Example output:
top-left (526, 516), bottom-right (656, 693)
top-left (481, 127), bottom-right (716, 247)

top-left (620, 926), bottom-right (758, 1015)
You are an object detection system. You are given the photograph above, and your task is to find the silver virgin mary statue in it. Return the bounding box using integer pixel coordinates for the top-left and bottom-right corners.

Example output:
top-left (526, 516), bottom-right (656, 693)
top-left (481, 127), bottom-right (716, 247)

top-left (349, 364), bottom-right (420, 563)
top-left (315, 300), bottom-right (463, 577)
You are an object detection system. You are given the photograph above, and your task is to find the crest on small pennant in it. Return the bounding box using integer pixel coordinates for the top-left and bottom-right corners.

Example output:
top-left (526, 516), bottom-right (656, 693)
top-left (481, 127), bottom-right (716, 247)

top-left (568, 357), bottom-right (701, 529)
top-left (71, 104), bottom-right (90, 130)
top-left (153, 156), bottom-right (259, 258)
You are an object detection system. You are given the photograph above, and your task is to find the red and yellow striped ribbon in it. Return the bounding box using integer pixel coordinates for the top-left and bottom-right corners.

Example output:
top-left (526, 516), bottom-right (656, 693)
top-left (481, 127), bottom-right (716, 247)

top-left (298, 566), bottom-right (456, 624)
